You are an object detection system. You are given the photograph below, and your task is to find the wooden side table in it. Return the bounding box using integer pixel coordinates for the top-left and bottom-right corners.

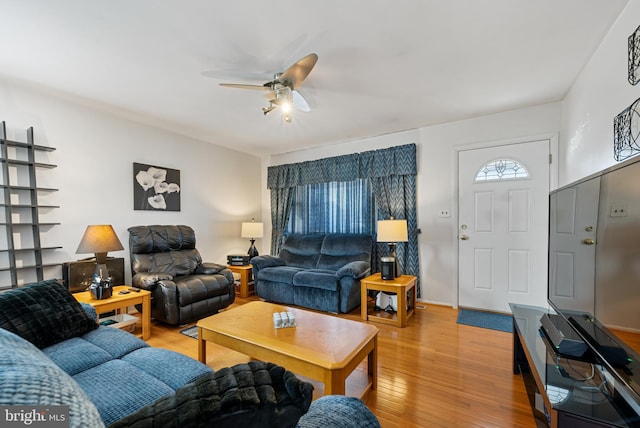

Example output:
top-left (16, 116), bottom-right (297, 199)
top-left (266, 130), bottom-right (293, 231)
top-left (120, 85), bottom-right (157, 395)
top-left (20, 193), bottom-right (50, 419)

top-left (226, 264), bottom-right (254, 298)
top-left (74, 285), bottom-right (151, 340)
top-left (361, 273), bottom-right (417, 327)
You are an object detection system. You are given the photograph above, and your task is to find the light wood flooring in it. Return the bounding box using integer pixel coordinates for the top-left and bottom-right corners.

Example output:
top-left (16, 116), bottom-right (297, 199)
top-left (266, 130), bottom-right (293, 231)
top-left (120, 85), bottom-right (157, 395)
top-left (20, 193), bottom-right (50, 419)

top-left (143, 296), bottom-right (536, 428)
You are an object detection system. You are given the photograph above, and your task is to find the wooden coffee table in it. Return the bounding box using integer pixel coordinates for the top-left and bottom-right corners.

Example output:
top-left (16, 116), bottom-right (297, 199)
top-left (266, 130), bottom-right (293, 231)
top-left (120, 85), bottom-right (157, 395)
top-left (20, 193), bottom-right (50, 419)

top-left (197, 301), bottom-right (378, 397)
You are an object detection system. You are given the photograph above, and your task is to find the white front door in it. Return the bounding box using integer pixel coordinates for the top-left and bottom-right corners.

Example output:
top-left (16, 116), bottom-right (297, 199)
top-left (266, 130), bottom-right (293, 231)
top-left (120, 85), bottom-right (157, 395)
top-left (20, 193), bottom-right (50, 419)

top-left (458, 140), bottom-right (550, 313)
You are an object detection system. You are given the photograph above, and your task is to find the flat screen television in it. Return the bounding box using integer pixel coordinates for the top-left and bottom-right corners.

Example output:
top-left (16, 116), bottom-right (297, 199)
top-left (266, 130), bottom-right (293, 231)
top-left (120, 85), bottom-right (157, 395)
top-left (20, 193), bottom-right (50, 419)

top-left (547, 155), bottom-right (640, 414)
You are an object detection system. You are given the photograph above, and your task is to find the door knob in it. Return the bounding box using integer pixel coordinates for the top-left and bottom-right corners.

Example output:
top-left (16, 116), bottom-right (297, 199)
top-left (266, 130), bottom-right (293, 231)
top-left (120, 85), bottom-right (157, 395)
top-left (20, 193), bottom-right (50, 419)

top-left (460, 234), bottom-right (469, 240)
top-left (582, 238), bottom-right (595, 245)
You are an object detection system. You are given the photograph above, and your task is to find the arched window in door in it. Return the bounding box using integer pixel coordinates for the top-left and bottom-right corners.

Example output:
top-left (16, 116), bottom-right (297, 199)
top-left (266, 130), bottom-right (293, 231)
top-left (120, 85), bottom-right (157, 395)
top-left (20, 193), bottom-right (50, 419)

top-left (474, 158), bottom-right (530, 182)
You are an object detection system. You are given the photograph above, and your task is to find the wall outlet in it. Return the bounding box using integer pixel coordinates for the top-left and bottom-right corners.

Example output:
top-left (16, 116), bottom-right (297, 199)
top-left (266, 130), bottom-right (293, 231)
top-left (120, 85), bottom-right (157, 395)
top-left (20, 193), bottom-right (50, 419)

top-left (438, 209), bottom-right (450, 218)
top-left (609, 204), bottom-right (628, 217)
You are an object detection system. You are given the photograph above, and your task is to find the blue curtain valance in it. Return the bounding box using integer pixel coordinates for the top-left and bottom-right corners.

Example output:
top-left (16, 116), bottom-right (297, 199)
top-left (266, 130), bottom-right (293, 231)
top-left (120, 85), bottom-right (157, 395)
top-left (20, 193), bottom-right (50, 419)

top-left (267, 143), bottom-right (416, 189)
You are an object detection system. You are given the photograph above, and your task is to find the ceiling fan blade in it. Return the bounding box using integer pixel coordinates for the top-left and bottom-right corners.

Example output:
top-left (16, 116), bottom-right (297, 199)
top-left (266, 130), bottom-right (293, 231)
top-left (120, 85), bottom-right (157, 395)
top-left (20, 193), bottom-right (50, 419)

top-left (219, 83), bottom-right (269, 91)
top-left (292, 90), bottom-right (311, 112)
top-left (279, 53), bottom-right (318, 90)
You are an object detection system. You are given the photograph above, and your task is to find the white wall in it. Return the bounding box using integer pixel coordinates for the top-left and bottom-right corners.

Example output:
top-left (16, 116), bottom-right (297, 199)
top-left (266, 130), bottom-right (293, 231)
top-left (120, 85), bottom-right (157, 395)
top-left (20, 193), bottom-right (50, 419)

top-left (561, 1), bottom-right (640, 185)
top-left (0, 79), bottom-right (262, 285)
top-left (265, 103), bottom-right (561, 306)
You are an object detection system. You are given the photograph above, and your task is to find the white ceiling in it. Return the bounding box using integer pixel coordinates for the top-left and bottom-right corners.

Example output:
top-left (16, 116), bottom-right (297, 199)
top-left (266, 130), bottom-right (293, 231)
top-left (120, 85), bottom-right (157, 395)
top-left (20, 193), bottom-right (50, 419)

top-left (0, 0), bottom-right (629, 156)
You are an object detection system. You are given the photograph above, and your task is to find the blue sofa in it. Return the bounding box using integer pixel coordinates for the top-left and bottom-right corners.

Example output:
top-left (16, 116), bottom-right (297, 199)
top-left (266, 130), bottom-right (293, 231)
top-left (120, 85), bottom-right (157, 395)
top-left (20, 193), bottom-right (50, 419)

top-left (252, 233), bottom-right (373, 313)
top-left (0, 280), bottom-right (379, 428)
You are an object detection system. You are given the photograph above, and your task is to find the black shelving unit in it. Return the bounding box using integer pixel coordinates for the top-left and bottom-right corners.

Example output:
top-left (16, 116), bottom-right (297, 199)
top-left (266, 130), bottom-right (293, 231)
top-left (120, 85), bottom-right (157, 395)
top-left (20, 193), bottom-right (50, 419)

top-left (0, 121), bottom-right (60, 289)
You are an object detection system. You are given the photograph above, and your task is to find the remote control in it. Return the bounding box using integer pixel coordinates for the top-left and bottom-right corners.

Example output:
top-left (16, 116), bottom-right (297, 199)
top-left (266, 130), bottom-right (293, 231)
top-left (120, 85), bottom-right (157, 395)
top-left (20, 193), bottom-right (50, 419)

top-left (128, 287), bottom-right (141, 292)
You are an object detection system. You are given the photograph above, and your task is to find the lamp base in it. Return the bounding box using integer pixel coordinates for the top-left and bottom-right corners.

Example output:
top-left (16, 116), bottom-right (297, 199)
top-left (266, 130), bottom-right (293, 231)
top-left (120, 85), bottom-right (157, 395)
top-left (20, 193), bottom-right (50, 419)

top-left (247, 239), bottom-right (259, 259)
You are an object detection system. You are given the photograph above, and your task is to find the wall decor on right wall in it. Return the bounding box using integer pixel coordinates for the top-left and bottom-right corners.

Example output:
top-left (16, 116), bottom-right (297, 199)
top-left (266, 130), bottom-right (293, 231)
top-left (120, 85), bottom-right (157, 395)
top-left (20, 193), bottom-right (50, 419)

top-left (614, 97), bottom-right (640, 161)
top-left (629, 24), bottom-right (640, 85)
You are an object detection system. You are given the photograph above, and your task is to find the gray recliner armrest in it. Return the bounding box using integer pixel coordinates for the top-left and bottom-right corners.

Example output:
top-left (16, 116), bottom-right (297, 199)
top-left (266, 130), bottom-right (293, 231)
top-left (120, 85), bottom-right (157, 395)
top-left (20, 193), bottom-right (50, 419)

top-left (132, 272), bottom-right (174, 290)
top-left (195, 263), bottom-right (235, 285)
top-left (335, 261), bottom-right (370, 279)
top-left (251, 255), bottom-right (285, 275)
top-left (195, 262), bottom-right (227, 274)
top-left (251, 255), bottom-right (285, 268)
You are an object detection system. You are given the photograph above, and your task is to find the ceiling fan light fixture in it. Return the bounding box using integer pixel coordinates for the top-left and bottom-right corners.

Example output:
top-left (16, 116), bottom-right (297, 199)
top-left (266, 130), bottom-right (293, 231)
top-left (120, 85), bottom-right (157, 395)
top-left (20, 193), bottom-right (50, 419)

top-left (218, 53), bottom-right (317, 122)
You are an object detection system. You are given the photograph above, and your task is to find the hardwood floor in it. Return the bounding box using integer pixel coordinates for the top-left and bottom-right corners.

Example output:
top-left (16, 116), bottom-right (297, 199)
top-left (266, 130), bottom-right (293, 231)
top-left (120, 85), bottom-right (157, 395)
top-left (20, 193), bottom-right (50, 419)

top-left (144, 296), bottom-right (536, 428)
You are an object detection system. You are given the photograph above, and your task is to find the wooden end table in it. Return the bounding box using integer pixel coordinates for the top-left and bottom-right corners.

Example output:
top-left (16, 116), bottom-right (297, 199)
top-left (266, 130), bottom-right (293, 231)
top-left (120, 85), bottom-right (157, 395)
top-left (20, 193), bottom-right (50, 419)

top-left (361, 273), bottom-right (417, 327)
top-left (226, 264), bottom-right (254, 298)
top-left (197, 301), bottom-right (378, 397)
top-left (74, 285), bottom-right (151, 340)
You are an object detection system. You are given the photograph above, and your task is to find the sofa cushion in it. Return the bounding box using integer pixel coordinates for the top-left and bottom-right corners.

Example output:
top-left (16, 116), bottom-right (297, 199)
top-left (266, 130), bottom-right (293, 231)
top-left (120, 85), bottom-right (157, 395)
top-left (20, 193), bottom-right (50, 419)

top-left (73, 359), bottom-right (177, 426)
top-left (0, 327), bottom-right (106, 428)
top-left (176, 274), bottom-right (234, 306)
top-left (82, 325), bottom-right (150, 358)
top-left (129, 224), bottom-right (197, 253)
top-left (122, 347), bottom-right (212, 390)
top-left (134, 249), bottom-right (202, 277)
top-left (129, 225), bottom-right (203, 277)
top-left (43, 326), bottom-right (149, 375)
top-left (279, 234), bottom-right (325, 268)
top-left (0, 280), bottom-right (98, 349)
top-left (292, 270), bottom-right (339, 291)
top-left (43, 336), bottom-right (113, 376)
top-left (317, 233), bottom-right (373, 270)
top-left (258, 266), bottom-right (306, 284)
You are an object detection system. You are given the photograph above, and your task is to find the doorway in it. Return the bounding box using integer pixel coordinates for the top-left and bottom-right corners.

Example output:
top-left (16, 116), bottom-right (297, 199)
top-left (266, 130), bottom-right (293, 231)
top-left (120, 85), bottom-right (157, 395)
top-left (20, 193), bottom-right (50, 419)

top-left (458, 140), bottom-right (550, 313)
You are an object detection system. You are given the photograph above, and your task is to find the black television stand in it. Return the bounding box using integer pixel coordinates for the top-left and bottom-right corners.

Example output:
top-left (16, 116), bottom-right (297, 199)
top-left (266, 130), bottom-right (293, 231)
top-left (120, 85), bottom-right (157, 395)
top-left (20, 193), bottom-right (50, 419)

top-left (511, 303), bottom-right (640, 428)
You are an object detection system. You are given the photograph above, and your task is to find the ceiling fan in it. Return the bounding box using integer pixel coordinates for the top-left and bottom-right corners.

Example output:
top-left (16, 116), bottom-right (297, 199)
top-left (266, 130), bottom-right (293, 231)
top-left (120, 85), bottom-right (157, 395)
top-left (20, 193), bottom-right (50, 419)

top-left (219, 53), bottom-right (318, 123)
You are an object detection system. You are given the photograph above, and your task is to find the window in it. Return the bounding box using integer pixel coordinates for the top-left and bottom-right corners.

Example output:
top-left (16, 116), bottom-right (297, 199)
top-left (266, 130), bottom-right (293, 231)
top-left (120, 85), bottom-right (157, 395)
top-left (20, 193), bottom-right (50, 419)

top-left (286, 178), bottom-right (375, 235)
top-left (475, 159), bottom-right (530, 182)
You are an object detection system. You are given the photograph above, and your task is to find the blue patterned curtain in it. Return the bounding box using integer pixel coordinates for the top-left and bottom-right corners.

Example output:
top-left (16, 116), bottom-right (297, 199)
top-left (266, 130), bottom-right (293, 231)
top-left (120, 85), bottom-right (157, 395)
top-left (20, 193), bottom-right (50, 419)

top-left (269, 187), bottom-right (295, 255)
top-left (360, 145), bottom-right (420, 297)
top-left (267, 144), bottom-right (419, 295)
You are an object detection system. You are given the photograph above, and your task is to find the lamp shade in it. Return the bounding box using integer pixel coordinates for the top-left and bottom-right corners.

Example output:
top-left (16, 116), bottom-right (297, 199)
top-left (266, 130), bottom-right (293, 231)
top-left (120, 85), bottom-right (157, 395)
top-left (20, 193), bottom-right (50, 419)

top-left (76, 225), bottom-right (124, 255)
top-left (377, 219), bottom-right (408, 243)
top-left (241, 221), bottom-right (264, 239)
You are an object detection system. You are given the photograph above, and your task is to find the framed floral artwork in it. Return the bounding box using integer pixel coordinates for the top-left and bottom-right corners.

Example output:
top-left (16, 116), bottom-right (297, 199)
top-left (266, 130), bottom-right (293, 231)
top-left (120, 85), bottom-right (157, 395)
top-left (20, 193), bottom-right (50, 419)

top-left (133, 162), bottom-right (181, 211)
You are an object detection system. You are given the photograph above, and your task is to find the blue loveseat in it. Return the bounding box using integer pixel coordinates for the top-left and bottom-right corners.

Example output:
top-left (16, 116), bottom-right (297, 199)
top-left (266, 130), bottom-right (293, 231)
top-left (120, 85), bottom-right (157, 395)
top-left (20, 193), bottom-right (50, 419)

top-left (0, 280), bottom-right (382, 428)
top-left (251, 233), bottom-right (373, 313)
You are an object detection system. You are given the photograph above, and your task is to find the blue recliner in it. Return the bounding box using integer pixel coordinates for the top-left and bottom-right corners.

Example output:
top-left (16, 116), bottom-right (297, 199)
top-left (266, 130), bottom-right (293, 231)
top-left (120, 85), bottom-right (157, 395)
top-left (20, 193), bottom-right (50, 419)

top-left (251, 233), bottom-right (373, 313)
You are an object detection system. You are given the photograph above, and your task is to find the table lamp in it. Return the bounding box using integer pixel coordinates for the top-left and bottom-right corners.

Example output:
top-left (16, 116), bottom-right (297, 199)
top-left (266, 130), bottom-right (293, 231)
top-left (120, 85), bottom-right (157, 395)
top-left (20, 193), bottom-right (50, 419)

top-left (377, 218), bottom-right (408, 277)
top-left (76, 224), bottom-right (124, 280)
top-left (241, 219), bottom-right (263, 258)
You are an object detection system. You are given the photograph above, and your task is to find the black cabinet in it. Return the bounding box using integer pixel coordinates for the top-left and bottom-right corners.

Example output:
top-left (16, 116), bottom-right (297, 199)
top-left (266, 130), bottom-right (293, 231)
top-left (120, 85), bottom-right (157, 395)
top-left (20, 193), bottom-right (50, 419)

top-left (0, 122), bottom-right (60, 289)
